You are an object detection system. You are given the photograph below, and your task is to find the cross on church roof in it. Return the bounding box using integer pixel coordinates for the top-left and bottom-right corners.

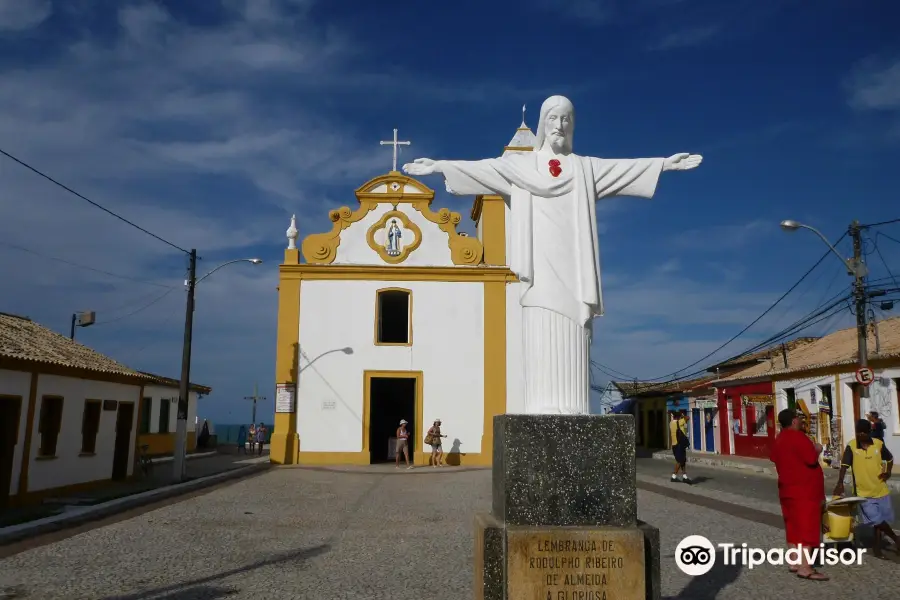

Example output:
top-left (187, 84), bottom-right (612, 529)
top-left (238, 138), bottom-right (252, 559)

top-left (380, 128), bottom-right (410, 173)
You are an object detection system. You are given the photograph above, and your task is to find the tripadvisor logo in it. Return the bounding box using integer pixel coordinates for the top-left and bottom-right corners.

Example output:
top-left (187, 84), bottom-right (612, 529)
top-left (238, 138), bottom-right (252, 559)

top-left (675, 535), bottom-right (866, 576)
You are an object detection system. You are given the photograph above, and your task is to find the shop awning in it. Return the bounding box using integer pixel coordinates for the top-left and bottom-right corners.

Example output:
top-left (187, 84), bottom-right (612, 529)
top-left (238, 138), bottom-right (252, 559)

top-left (610, 399), bottom-right (635, 414)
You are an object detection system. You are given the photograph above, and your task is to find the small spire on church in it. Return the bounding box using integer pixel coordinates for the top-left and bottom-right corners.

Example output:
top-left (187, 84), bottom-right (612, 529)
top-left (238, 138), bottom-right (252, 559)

top-left (521, 104), bottom-right (527, 128)
top-left (286, 214), bottom-right (298, 250)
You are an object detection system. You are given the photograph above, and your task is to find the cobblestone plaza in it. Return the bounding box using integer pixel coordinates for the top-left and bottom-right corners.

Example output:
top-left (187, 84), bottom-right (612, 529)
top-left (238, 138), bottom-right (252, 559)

top-left (1, 463), bottom-right (898, 599)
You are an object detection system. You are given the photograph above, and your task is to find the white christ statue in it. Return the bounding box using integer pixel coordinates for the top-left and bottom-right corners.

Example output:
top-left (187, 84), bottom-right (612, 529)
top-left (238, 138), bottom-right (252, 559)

top-left (403, 95), bottom-right (702, 415)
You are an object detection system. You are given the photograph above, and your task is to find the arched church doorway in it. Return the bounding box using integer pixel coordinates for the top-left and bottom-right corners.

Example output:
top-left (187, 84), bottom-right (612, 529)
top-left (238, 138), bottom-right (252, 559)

top-left (365, 372), bottom-right (421, 464)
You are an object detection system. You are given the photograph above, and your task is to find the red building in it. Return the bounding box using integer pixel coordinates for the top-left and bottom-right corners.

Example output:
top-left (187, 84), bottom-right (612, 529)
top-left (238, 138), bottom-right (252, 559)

top-left (716, 380), bottom-right (776, 459)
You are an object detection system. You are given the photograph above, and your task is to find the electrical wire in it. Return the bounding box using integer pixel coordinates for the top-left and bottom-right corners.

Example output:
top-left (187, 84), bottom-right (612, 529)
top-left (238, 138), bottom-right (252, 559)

top-left (122, 304), bottom-right (184, 363)
top-left (621, 296), bottom-right (852, 394)
top-left (872, 233), bottom-right (900, 289)
top-left (590, 360), bottom-right (639, 382)
top-left (0, 147), bottom-right (190, 255)
top-left (0, 240), bottom-right (175, 288)
top-left (863, 218), bottom-right (900, 228)
top-left (635, 233), bottom-right (847, 383)
top-left (876, 231), bottom-right (900, 247)
top-left (92, 287), bottom-right (178, 325)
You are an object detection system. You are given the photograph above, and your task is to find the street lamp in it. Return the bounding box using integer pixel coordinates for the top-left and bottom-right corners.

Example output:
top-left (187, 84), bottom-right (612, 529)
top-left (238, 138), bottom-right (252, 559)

top-left (70, 310), bottom-right (96, 340)
top-left (173, 254), bottom-right (263, 481)
top-left (779, 220), bottom-right (867, 277)
top-left (780, 218), bottom-right (870, 398)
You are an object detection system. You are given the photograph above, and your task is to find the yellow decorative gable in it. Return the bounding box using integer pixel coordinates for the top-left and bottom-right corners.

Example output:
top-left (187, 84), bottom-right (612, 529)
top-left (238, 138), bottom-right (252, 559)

top-left (301, 172), bottom-right (483, 267)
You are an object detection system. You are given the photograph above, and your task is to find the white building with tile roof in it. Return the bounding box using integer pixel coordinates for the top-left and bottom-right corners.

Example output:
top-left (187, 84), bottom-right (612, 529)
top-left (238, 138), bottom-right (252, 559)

top-left (0, 312), bottom-right (209, 507)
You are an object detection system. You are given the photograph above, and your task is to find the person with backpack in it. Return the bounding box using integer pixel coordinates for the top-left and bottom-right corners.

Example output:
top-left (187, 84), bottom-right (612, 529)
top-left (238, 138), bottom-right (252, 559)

top-left (669, 411), bottom-right (691, 484)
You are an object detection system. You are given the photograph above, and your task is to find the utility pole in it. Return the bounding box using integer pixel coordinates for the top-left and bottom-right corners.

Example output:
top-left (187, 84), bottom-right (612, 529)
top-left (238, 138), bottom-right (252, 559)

top-left (849, 221), bottom-right (869, 399)
top-left (244, 382), bottom-right (266, 425)
top-left (173, 249), bottom-right (197, 481)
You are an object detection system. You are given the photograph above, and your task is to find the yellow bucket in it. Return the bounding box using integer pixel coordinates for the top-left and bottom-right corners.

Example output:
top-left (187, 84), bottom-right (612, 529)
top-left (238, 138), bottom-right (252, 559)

top-left (826, 503), bottom-right (853, 539)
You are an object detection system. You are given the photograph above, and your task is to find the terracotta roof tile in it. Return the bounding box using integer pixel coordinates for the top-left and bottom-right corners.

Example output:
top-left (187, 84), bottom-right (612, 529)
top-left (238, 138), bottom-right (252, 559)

top-left (612, 374), bottom-right (717, 398)
top-left (139, 371), bottom-right (212, 394)
top-left (715, 316), bottom-right (900, 384)
top-left (709, 337), bottom-right (820, 370)
top-left (0, 312), bottom-right (149, 379)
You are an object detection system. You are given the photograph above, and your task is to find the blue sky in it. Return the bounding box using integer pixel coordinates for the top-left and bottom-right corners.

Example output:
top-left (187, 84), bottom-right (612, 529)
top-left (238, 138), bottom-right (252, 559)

top-left (1, 0), bottom-right (899, 421)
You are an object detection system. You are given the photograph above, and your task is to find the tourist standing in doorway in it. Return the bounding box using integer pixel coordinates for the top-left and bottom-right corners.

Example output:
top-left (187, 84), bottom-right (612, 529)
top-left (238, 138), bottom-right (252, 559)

top-left (256, 423), bottom-right (266, 455)
top-left (248, 423), bottom-right (257, 454)
top-left (770, 408), bottom-right (827, 580)
top-left (426, 419), bottom-right (447, 467)
top-left (396, 419), bottom-right (412, 470)
top-left (834, 419), bottom-right (898, 558)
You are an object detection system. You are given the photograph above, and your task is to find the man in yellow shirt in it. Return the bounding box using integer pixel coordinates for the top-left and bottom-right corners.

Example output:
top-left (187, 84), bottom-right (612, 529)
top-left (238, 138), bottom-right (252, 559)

top-left (834, 419), bottom-right (898, 558)
top-left (670, 411), bottom-right (691, 484)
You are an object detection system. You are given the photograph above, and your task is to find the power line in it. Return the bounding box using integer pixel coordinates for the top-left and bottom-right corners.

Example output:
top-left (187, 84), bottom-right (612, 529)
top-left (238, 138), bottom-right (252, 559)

top-left (872, 234), bottom-right (900, 289)
top-left (876, 231), bottom-right (900, 247)
top-left (626, 297), bottom-right (852, 394)
top-left (122, 304), bottom-right (184, 363)
top-left (863, 218), bottom-right (900, 228)
top-left (93, 288), bottom-right (178, 325)
top-left (0, 147), bottom-right (190, 255)
top-left (590, 359), bottom-right (638, 381)
top-left (0, 240), bottom-right (175, 289)
top-left (638, 233), bottom-right (847, 383)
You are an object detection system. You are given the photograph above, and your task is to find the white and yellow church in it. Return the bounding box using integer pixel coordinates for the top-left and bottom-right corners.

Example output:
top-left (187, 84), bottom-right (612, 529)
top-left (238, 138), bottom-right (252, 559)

top-left (270, 119), bottom-right (537, 467)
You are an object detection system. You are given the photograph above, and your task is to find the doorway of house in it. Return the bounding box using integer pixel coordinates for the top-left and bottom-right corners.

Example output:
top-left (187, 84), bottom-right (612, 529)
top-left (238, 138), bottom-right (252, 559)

top-left (368, 377), bottom-right (416, 464)
top-left (112, 402), bottom-right (134, 480)
top-left (0, 396), bottom-right (22, 507)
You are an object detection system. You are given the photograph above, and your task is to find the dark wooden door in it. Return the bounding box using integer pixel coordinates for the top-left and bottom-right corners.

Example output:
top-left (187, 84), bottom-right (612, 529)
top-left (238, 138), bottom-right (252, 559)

top-left (112, 403), bottom-right (134, 480)
top-left (0, 396), bottom-right (22, 507)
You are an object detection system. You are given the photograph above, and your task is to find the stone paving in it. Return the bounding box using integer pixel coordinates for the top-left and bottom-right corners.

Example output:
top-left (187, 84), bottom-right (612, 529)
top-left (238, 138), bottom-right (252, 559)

top-left (1, 461), bottom-right (898, 599)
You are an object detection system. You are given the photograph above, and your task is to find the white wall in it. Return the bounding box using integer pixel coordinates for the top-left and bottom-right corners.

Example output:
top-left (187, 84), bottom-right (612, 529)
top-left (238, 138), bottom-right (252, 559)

top-left (836, 368), bottom-right (900, 458)
top-left (296, 279), bottom-right (485, 454)
top-left (776, 375), bottom-right (841, 462)
top-left (0, 368), bottom-right (32, 496)
top-left (27, 374), bottom-right (141, 493)
top-left (334, 204), bottom-right (456, 267)
top-left (778, 369), bottom-right (900, 460)
top-left (140, 385), bottom-right (199, 435)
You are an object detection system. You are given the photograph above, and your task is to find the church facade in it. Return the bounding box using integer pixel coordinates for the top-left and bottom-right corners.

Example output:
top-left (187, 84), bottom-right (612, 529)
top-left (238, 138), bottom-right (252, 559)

top-left (270, 122), bottom-right (535, 466)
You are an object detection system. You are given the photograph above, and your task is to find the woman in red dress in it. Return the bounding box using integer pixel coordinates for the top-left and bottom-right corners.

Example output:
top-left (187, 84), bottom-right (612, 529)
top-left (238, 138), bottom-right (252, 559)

top-left (770, 408), bottom-right (827, 581)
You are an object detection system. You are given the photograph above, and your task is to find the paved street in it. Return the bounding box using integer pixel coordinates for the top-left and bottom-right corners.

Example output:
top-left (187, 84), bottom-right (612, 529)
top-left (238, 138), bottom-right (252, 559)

top-left (1, 460), bottom-right (899, 599)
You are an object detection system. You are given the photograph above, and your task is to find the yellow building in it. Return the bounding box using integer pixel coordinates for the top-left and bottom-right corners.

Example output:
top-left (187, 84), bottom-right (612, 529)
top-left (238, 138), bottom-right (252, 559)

top-left (270, 122), bottom-right (535, 467)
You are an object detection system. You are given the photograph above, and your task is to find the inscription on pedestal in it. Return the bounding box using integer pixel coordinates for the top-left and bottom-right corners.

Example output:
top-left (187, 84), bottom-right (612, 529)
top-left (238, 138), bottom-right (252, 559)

top-left (507, 528), bottom-right (645, 600)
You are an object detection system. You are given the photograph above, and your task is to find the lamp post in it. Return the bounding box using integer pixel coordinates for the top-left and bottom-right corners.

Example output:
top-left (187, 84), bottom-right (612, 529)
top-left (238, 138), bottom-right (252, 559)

top-left (780, 219), bottom-right (870, 398)
top-left (70, 310), bottom-right (96, 340)
top-left (172, 255), bottom-right (263, 481)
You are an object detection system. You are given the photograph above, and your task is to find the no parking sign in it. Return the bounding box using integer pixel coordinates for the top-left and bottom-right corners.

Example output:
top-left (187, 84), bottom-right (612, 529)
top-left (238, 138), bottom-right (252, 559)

top-left (855, 367), bottom-right (874, 386)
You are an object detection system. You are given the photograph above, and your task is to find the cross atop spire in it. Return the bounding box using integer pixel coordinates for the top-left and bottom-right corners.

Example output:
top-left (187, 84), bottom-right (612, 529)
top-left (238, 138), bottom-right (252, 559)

top-left (380, 128), bottom-right (411, 173)
top-left (521, 104), bottom-right (527, 128)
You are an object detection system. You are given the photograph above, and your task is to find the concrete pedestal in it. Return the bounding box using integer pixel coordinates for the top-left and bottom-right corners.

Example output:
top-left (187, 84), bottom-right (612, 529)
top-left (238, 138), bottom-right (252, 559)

top-left (474, 414), bottom-right (661, 600)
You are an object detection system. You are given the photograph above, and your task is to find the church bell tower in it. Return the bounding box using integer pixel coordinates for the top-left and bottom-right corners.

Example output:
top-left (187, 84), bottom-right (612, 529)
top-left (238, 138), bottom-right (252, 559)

top-left (470, 106), bottom-right (535, 266)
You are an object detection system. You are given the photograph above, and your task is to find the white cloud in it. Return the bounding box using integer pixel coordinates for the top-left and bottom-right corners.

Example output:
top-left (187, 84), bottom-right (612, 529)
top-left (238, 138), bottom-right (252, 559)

top-left (846, 57), bottom-right (900, 111)
top-left (0, 0), bottom-right (51, 31)
top-left (670, 219), bottom-right (772, 251)
top-left (591, 266), bottom-right (856, 384)
top-left (647, 25), bottom-right (720, 51)
top-left (529, 0), bottom-right (614, 25)
top-left (0, 0), bottom-right (393, 420)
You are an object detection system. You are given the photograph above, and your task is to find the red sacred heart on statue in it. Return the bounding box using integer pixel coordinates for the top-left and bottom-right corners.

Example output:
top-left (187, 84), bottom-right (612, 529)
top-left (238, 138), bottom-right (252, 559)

top-left (548, 159), bottom-right (562, 177)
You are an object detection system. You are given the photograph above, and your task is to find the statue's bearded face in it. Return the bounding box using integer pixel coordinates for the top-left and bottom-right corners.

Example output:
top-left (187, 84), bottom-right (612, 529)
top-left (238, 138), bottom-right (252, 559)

top-left (544, 106), bottom-right (573, 152)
